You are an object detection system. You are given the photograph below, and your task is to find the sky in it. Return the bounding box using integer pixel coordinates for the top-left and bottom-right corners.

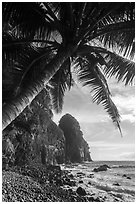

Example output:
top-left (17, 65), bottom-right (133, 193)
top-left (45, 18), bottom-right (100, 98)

top-left (53, 77), bottom-right (135, 161)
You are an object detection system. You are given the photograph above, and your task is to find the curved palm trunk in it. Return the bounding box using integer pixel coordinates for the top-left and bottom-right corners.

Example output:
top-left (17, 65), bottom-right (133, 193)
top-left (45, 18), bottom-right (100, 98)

top-left (2, 45), bottom-right (75, 131)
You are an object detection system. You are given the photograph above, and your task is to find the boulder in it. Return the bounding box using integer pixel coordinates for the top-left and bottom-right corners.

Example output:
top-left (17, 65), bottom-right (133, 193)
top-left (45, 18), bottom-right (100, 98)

top-left (79, 180), bottom-right (83, 183)
top-left (126, 176), bottom-right (131, 180)
top-left (69, 174), bottom-right (74, 179)
top-left (77, 172), bottom-right (85, 175)
top-left (93, 164), bottom-right (110, 172)
top-left (113, 183), bottom-right (120, 186)
top-left (122, 174), bottom-right (127, 177)
top-left (76, 187), bottom-right (86, 196)
top-left (88, 173), bottom-right (94, 178)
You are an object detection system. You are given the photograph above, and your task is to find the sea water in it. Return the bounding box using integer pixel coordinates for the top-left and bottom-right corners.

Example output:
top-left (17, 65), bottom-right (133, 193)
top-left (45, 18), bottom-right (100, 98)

top-left (61, 161), bottom-right (135, 202)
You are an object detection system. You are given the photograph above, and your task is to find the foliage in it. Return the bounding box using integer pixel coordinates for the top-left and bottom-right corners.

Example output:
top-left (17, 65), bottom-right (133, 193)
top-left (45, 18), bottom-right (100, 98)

top-left (2, 2), bottom-right (135, 134)
top-left (2, 89), bottom-right (65, 167)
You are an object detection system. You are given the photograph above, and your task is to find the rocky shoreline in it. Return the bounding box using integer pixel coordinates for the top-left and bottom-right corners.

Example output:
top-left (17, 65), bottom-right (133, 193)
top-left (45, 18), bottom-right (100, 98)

top-left (2, 163), bottom-right (132, 202)
top-left (2, 164), bottom-right (99, 202)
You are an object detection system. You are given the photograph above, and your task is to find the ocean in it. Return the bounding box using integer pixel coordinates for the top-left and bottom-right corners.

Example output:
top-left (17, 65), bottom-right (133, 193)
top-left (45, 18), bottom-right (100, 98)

top-left (61, 161), bottom-right (135, 202)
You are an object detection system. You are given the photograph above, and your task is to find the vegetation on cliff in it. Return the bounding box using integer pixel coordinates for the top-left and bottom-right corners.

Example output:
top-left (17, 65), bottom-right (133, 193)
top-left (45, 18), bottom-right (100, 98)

top-left (2, 89), bottom-right (65, 168)
top-left (59, 114), bottom-right (92, 163)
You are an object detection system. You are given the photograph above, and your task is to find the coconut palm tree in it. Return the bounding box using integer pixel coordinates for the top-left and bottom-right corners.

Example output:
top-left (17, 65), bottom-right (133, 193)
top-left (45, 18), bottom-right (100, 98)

top-left (2, 2), bottom-right (135, 134)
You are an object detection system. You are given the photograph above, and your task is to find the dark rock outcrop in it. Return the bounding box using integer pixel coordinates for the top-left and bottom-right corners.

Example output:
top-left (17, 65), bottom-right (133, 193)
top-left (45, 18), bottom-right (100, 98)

top-left (2, 89), bottom-right (65, 167)
top-left (113, 183), bottom-right (121, 186)
top-left (3, 92), bottom-right (92, 168)
top-left (59, 114), bottom-right (92, 163)
top-left (93, 164), bottom-right (110, 172)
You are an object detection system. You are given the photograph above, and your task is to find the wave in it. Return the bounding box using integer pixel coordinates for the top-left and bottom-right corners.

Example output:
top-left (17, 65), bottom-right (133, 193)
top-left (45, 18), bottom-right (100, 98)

top-left (92, 182), bottom-right (135, 196)
top-left (112, 165), bottom-right (135, 169)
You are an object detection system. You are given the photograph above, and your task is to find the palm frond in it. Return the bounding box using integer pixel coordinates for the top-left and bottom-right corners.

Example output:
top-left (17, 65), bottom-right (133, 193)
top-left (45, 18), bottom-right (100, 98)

top-left (76, 45), bottom-right (135, 86)
top-left (76, 56), bottom-right (122, 135)
top-left (95, 21), bottom-right (135, 60)
top-left (3, 2), bottom-right (58, 40)
top-left (79, 3), bottom-right (135, 59)
top-left (50, 58), bottom-right (73, 113)
top-left (3, 43), bottom-right (57, 103)
top-left (104, 52), bottom-right (135, 86)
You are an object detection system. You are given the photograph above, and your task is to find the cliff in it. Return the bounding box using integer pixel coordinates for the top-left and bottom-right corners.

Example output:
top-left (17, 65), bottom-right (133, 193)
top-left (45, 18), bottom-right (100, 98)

top-left (3, 91), bottom-right (91, 168)
top-left (59, 114), bottom-right (92, 163)
top-left (2, 88), bottom-right (65, 167)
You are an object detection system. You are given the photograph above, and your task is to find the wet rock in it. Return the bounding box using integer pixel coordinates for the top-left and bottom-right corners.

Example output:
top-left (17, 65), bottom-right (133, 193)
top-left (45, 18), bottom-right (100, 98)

top-left (126, 176), bottom-right (131, 180)
top-left (87, 196), bottom-right (95, 201)
top-left (77, 172), bottom-right (85, 176)
top-left (88, 173), bottom-right (94, 178)
top-left (69, 174), bottom-right (74, 179)
top-left (68, 188), bottom-right (73, 193)
top-left (69, 180), bottom-right (76, 186)
top-left (76, 187), bottom-right (86, 196)
top-left (79, 180), bottom-right (83, 183)
top-left (94, 197), bottom-right (101, 202)
top-left (113, 183), bottom-right (120, 186)
top-left (93, 164), bottom-right (110, 172)
top-left (122, 174), bottom-right (131, 179)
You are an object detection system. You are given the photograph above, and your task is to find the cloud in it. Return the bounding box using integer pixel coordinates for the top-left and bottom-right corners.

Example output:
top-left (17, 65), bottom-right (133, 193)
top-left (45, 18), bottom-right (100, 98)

top-left (112, 94), bottom-right (135, 113)
top-left (119, 152), bottom-right (135, 160)
top-left (108, 77), bottom-right (135, 96)
top-left (88, 141), bottom-right (135, 161)
top-left (53, 77), bottom-right (135, 161)
top-left (121, 114), bottom-right (135, 123)
top-left (88, 141), bottom-right (134, 149)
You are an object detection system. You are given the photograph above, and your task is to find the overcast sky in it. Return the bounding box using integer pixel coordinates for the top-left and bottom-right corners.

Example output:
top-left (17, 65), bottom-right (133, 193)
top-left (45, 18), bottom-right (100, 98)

top-left (53, 77), bottom-right (135, 161)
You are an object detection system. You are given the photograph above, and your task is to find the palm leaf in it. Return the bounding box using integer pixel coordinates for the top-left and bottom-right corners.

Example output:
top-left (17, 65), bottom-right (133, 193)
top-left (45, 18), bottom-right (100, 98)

top-left (76, 56), bottom-right (122, 136)
top-left (50, 58), bottom-right (73, 113)
top-left (3, 2), bottom-right (58, 40)
top-left (96, 21), bottom-right (135, 60)
top-left (104, 52), bottom-right (135, 86)
top-left (3, 43), bottom-right (57, 103)
top-left (79, 2), bottom-right (135, 59)
top-left (76, 45), bottom-right (135, 86)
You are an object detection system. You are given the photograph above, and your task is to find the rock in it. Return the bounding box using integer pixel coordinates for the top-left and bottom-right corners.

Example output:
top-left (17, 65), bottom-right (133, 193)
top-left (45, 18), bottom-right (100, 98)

top-left (69, 180), bottom-right (76, 186)
top-left (65, 177), bottom-right (70, 182)
top-left (76, 187), bottom-right (86, 196)
top-left (59, 114), bottom-right (92, 163)
top-left (88, 173), bottom-right (94, 178)
top-left (94, 197), bottom-right (101, 202)
top-left (77, 172), bottom-right (85, 176)
top-left (113, 183), bottom-right (120, 186)
top-left (93, 168), bottom-right (99, 172)
top-left (122, 174), bottom-right (131, 179)
top-left (68, 188), bottom-right (73, 193)
top-left (79, 180), bottom-right (83, 183)
top-left (56, 178), bottom-right (63, 186)
top-left (47, 165), bottom-right (61, 172)
top-left (93, 164), bottom-right (110, 172)
top-left (69, 174), bottom-right (74, 178)
top-left (87, 196), bottom-right (94, 201)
